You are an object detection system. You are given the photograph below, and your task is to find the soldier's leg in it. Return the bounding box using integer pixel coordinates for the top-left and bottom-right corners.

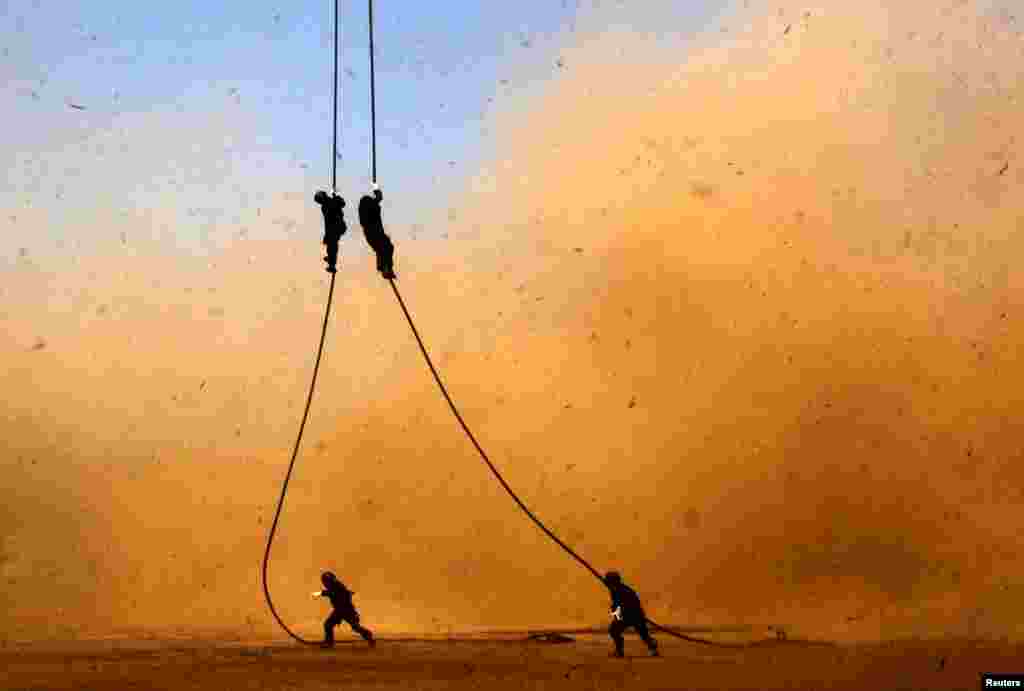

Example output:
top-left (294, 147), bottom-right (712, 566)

top-left (324, 610), bottom-right (343, 645)
top-left (364, 228), bottom-right (394, 276)
top-left (380, 235), bottom-right (395, 276)
top-left (345, 612), bottom-right (375, 646)
top-left (608, 619), bottom-right (627, 657)
top-left (326, 243), bottom-right (339, 272)
top-left (633, 618), bottom-right (658, 654)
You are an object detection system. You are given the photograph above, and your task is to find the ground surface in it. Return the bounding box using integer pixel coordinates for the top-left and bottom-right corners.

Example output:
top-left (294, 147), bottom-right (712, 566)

top-left (2, 634), bottom-right (1021, 690)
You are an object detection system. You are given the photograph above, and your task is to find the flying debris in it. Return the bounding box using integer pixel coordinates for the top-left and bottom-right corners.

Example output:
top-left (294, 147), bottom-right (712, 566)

top-left (998, 162), bottom-right (1009, 176)
top-left (784, 24), bottom-right (791, 35)
top-left (68, 102), bottom-right (86, 110)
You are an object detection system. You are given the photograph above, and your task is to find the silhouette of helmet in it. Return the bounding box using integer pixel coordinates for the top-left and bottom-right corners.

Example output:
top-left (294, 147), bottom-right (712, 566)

top-left (321, 571), bottom-right (337, 586)
top-left (604, 571), bottom-right (621, 585)
top-left (314, 191), bottom-right (328, 204)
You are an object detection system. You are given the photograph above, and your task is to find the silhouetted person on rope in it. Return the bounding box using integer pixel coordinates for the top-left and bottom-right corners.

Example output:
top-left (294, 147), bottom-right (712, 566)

top-left (314, 190), bottom-right (347, 274)
top-left (311, 571), bottom-right (375, 648)
top-left (358, 186), bottom-right (395, 279)
top-left (604, 571), bottom-right (658, 657)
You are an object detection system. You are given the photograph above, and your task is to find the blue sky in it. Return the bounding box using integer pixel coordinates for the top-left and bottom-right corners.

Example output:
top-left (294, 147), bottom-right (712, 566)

top-left (2, 1), bottom-right (727, 255)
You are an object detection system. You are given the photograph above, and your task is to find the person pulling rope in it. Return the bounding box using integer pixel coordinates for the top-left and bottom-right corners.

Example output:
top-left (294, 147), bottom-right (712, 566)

top-left (312, 571), bottom-right (376, 648)
top-left (604, 571), bottom-right (659, 657)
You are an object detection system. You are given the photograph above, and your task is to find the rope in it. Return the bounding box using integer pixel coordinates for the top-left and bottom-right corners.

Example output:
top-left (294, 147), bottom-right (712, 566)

top-left (261, 0), bottom-right (778, 651)
top-left (386, 279), bottom-right (604, 583)
top-left (261, 0), bottom-right (343, 646)
top-left (332, 0), bottom-right (339, 193)
top-left (261, 273), bottom-right (337, 646)
top-left (368, 0), bottom-right (377, 184)
top-left (385, 279), bottom-right (751, 648)
top-left (363, 0), bottom-right (758, 651)
top-left (260, 0), bottom-right (779, 651)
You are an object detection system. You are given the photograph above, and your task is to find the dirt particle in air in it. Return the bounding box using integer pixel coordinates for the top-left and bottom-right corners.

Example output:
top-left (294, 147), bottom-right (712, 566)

top-left (690, 182), bottom-right (714, 199)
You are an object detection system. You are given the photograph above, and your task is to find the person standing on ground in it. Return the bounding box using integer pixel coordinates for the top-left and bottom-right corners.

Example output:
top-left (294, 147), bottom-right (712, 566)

top-left (311, 571), bottom-right (375, 648)
top-left (604, 571), bottom-right (658, 657)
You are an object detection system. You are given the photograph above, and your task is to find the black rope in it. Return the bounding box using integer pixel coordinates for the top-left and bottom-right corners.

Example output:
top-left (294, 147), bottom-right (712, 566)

top-left (261, 273), bottom-right (337, 646)
top-left (368, 0), bottom-right (377, 184)
top-left (332, 0), bottom-right (339, 192)
top-left (385, 279), bottom-right (749, 648)
top-left (256, 0), bottom-right (779, 654)
top-left (363, 0), bottom-right (757, 651)
top-left (386, 279), bottom-right (603, 582)
top-left (261, 0), bottom-right (343, 646)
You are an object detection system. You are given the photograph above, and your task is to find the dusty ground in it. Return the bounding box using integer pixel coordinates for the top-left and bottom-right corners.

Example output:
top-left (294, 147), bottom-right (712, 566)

top-left (2, 633), bottom-right (1021, 690)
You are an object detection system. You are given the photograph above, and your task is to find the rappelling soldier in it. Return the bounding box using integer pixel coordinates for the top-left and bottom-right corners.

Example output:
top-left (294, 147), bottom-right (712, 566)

top-left (314, 190), bottom-right (347, 273)
top-left (357, 185), bottom-right (395, 279)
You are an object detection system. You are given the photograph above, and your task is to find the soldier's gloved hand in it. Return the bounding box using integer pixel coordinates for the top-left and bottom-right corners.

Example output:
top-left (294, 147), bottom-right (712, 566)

top-left (611, 607), bottom-right (623, 621)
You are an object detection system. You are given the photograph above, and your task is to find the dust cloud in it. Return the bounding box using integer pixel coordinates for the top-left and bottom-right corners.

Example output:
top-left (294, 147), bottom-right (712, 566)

top-left (2, 0), bottom-right (1023, 643)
